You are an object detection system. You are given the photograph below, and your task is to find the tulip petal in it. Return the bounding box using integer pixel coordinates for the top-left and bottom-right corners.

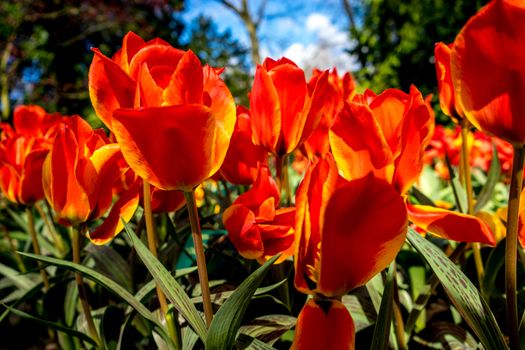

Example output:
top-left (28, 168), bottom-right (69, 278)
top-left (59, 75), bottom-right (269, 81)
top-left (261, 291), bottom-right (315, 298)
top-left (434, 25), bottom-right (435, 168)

top-left (112, 105), bottom-right (214, 191)
top-left (19, 149), bottom-right (48, 204)
top-left (234, 166), bottom-right (280, 213)
top-left (318, 175), bottom-right (407, 296)
top-left (250, 64), bottom-right (282, 154)
top-left (434, 42), bottom-right (462, 121)
top-left (291, 299), bottom-right (355, 350)
top-left (88, 49), bottom-right (136, 128)
top-left (136, 63), bottom-right (165, 107)
top-left (223, 204), bottom-right (264, 260)
top-left (269, 62), bottom-right (307, 154)
top-left (120, 31), bottom-right (145, 73)
top-left (407, 203), bottom-right (496, 246)
top-left (149, 186), bottom-right (186, 214)
top-left (88, 180), bottom-right (140, 245)
top-left (330, 101), bottom-right (393, 181)
top-left (128, 44), bottom-right (185, 81)
top-left (451, 0), bottom-right (525, 145)
top-left (164, 50), bottom-right (204, 105)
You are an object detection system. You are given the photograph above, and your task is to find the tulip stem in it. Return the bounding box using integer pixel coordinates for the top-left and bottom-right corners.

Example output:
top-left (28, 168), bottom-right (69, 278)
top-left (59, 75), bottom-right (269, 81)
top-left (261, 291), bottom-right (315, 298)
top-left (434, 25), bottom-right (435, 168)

top-left (25, 207), bottom-right (49, 290)
top-left (73, 225), bottom-right (101, 347)
top-left (184, 189), bottom-right (213, 327)
top-left (276, 155), bottom-right (291, 205)
top-left (143, 182), bottom-right (180, 347)
top-left (505, 145), bottom-right (525, 350)
top-left (459, 120), bottom-right (484, 284)
top-left (1, 224), bottom-right (26, 273)
top-left (35, 201), bottom-right (66, 256)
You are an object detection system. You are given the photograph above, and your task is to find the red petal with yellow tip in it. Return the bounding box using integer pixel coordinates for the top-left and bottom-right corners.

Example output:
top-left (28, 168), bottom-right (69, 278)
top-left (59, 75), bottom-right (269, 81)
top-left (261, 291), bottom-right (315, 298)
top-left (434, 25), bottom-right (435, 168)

top-left (88, 180), bottom-right (140, 245)
top-left (19, 148), bottom-right (48, 204)
top-left (112, 105), bottom-right (214, 191)
top-left (407, 203), bottom-right (495, 246)
top-left (451, 0), bottom-right (525, 145)
top-left (149, 186), bottom-right (186, 214)
top-left (233, 165), bottom-right (279, 214)
top-left (223, 204), bottom-right (264, 260)
top-left (318, 175), bottom-right (407, 296)
top-left (119, 31), bottom-right (145, 73)
top-left (291, 299), bottom-right (355, 350)
top-left (136, 64), bottom-right (165, 107)
top-left (330, 101), bottom-right (393, 181)
top-left (88, 49), bottom-right (136, 128)
top-left (434, 42), bottom-right (463, 121)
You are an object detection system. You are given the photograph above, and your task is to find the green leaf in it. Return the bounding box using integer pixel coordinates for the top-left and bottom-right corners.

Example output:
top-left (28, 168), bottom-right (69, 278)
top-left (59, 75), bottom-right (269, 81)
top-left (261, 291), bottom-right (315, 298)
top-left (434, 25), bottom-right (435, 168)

top-left (3, 304), bottom-right (97, 346)
top-left (407, 228), bottom-right (507, 350)
top-left (18, 251), bottom-right (175, 349)
top-left (474, 144), bottom-right (501, 212)
top-left (86, 244), bottom-right (133, 292)
top-left (123, 221), bottom-right (208, 342)
top-left (371, 262), bottom-right (396, 350)
top-left (239, 314), bottom-right (296, 345)
top-left (235, 333), bottom-right (277, 350)
top-left (206, 254), bottom-right (280, 350)
top-left (482, 238), bottom-right (505, 298)
top-left (342, 291), bottom-right (376, 332)
top-left (0, 262), bottom-right (36, 291)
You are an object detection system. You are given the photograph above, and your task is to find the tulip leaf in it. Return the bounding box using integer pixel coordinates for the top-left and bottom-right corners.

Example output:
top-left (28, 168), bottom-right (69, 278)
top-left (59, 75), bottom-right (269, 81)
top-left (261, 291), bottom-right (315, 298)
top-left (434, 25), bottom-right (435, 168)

top-left (3, 303), bottom-right (98, 346)
top-left (123, 221), bottom-right (208, 342)
top-left (86, 244), bottom-right (133, 292)
top-left (407, 228), bottom-right (507, 350)
top-left (205, 254), bottom-right (280, 350)
top-left (474, 144), bottom-right (501, 212)
top-left (371, 262), bottom-right (396, 350)
top-left (18, 251), bottom-right (175, 349)
top-left (444, 154), bottom-right (467, 213)
top-left (235, 333), bottom-right (277, 350)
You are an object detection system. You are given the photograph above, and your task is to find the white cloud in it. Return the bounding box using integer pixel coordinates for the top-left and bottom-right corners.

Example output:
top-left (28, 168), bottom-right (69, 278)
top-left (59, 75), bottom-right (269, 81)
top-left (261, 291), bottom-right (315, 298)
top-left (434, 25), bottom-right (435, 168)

top-left (282, 13), bottom-right (358, 75)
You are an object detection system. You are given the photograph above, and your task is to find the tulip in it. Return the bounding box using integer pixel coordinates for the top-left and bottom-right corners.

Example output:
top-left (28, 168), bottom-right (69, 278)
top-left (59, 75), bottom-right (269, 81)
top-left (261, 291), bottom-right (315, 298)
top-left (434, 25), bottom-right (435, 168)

top-left (451, 0), bottom-right (525, 146)
top-left (249, 57), bottom-right (330, 157)
top-left (330, 87), bottom-right (495, 246)
top-left (42, 116), bottom-right (138, 243)
top-left (219, 106), bottom-right (268, 185)
top-left (292, 155), bottom-right (407, 348)
top-left (434, 42), bottom-right (463, 122)
top-left (89, 31), bottom-right (236, 191)
top-left (451, 3), bottom-right (525, 345)
top-left (223, 166), bottom-right (295, 264)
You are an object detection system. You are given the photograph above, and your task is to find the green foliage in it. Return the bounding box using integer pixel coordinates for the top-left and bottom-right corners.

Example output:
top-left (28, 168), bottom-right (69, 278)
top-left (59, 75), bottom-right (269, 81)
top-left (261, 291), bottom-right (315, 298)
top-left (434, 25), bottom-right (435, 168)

top-left (350, 0), bottom-right (486, 95)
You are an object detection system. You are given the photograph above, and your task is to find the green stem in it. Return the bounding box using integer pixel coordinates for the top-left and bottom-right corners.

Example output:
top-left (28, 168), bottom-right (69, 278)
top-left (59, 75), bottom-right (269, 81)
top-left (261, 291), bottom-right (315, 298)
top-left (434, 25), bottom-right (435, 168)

top-left (1, 224), bottom-right (26, 273)
top-left (184, 189), bottom-right (213, 327)
top-left (460, 120), bottom-right (484, 284)
top-left (26, 207), bottom-right (49, 290)
top-left (275, 155), bottom-right (291, 205)
top-left (73, 225), bottom-right (101, 347)
top-left (392, 264), bottom-right (407, 350)
top-left (35, 201), bottom-right (66, 255)
top-left (143, 182), bottom-right (179, 348)
top-left (505, 145), bottom-right (525, 350)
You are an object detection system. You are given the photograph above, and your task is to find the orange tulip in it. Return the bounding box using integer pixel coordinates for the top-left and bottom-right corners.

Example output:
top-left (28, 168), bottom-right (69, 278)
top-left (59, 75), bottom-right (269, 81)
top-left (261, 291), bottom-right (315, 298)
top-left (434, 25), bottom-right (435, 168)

top-left (434, 42), bottom-right (464, 122)
top-left (330, 87), bottom-right (495, 245)
top-left (301, 68), bottom-right (356, 159)
top-left (42, 116), bottom-right (138, 244)
top-left (89, 32), bottom-right (236, 191)
top-left (219, 106), bottom-right (268, 185)
top-left (249, 57), bottom-right (330, 156)
top-left (222, 166), bottom-right (295, 264)
top-left (291, 298), bottom-right (355, 350)
top-left (451, 0), bottom-right (525, 145)
top-left (294, 154), bottom-right (407, 296)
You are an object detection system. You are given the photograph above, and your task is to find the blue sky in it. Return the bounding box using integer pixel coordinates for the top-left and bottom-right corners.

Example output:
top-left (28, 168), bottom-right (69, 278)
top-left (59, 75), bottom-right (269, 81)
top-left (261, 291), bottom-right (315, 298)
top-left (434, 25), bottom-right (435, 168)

top-left (181, 0), bottom-right (359, 72)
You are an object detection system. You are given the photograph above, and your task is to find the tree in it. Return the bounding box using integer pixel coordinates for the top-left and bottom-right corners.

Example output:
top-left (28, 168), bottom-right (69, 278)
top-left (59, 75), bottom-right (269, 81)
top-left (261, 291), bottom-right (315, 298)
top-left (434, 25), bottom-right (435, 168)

top-left (348, 0), bottom-right (487, 96)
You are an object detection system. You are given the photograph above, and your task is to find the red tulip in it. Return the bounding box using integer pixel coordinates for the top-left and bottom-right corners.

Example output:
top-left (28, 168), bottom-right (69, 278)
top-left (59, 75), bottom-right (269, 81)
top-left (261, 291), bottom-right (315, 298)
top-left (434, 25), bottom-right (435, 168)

top-left (434, 42), bottom-right (464, 122)
top-left (219, 106), bottom-right (268, 185)
top-left (89, 32), bottom-right (236, 191)
top-left (42, 116), bottom-right (138, 244)
top-left (330, 87), bottom-right (495, 245)
top-left (222, 166), bottom-right (295, 264)
top-left (294, 155), bottom-right (407, 296)
top-left (291, 298), bottom-right (355, 350)
top-left (249, 57), bottom-right (330, 156)
top-left (451, 0), bottom-right (525, 145)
